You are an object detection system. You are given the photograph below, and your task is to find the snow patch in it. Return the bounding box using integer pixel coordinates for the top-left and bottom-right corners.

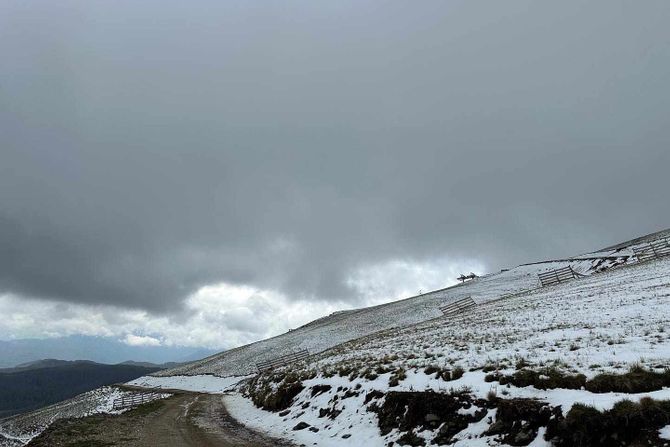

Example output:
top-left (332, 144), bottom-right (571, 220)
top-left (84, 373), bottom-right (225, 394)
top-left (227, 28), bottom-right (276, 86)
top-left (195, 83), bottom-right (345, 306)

top-left (127, 374), bottom-right (251, 394)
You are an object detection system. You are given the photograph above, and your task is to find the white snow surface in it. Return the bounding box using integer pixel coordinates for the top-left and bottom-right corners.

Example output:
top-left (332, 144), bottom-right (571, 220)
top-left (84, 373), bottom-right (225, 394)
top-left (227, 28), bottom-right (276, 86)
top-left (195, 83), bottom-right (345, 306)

top-left (159, 240), bottom-right (649, 378)
top-left (128, 374), bottom-right (251, 393)
top-left (660, 424), bottom-right (670, 440)
top-left (225, 389), bottom-right (386, 447)
top-left (308, 257), bottom-right (670, 377)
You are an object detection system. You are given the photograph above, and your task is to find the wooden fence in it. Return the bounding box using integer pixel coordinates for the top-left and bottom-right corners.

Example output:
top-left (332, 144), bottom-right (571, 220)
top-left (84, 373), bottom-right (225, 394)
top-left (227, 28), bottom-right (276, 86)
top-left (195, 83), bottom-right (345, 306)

top-left (538, 266), bottom-right (578, 287)
top-left (112, 391), bottom-right (163, 411)
top-left (256, 349), bottom-right (310, 372)
top-left (439, 296), bottom-right (476, 317)
top-left (632, 239), bottom-right (670, 263)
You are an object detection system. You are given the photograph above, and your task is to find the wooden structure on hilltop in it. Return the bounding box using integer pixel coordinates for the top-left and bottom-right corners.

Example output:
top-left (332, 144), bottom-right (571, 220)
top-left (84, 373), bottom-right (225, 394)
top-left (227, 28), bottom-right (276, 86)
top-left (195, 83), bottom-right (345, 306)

top-left (457, 273), bottom-right (478, 283)
top-left (439, 296), bottom-right (477, 317)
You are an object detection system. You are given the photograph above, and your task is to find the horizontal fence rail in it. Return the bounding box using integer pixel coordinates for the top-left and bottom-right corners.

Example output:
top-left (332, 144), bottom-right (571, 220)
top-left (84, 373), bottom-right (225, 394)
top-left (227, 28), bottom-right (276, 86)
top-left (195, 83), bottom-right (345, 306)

top-left (112, 391), bottom-right (163, 411)
top-left (538, 266), bottom-right (578, 287)
top-left (633, 239), bottom-right (670, 263)
top-left (256, 349), bottom-right (310, 372)
top-left (439, 296), bottom-right (476, 317)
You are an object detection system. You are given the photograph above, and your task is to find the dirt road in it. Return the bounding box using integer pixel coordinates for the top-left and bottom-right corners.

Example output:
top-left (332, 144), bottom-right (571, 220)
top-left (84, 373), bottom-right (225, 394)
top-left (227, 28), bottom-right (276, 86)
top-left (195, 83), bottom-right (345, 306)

top-left (27, 393), bottom-right (293, 447)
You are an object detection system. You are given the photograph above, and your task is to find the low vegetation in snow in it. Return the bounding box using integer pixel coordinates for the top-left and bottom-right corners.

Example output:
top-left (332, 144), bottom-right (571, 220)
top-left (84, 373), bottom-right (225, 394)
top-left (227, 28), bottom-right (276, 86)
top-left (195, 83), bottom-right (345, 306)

top-left (231, 255), bottom-right (670, 446)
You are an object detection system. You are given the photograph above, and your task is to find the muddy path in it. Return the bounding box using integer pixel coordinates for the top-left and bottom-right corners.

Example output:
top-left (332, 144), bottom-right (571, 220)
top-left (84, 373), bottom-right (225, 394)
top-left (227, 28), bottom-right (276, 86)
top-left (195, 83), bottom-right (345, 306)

top-left (27, 393), bottom-right (294, 447)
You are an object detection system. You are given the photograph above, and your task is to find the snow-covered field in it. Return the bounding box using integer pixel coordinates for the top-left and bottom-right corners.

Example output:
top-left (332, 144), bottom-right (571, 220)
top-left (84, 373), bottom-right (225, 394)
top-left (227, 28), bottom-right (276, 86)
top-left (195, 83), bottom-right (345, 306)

top-left (0, 386), bottom-right (169, 447)
top-left (309, 257), bottom-right (670, 377)
top-left (227, 256), bottom-right (670, 446)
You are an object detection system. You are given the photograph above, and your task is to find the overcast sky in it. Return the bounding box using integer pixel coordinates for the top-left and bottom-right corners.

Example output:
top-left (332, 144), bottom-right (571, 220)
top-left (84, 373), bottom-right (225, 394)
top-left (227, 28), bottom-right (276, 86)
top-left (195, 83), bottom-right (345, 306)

top-left (1, 1), bottom-right (669, 349)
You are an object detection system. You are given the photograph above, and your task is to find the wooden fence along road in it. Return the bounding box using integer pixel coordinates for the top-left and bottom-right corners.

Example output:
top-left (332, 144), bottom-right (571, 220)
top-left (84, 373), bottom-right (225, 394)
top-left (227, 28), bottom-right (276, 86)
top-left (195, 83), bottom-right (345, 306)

top-left (633, 239), bottom-right (670, 263)
top-left (439, 296), bottom-right (477, 317)
top-left (538, 266), bottom-right (579, 287)
top-left (112, 391), bottom-right (164, 411)
top-left (256, 349), bottom-right (310, 372)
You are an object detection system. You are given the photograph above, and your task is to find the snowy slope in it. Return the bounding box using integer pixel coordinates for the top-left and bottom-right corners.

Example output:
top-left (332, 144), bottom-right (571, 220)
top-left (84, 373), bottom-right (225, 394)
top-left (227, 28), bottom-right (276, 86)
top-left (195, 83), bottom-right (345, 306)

top-left (127, 374), bottom-right (251, 393)
top-left (307, 256), bottom-right (670, 377)
top-left (158, 259), bottom-right (615, 378)
top-left (229, 256), bottom-right (670, 447)
top-left (158, 243), bottom-right (655, 380)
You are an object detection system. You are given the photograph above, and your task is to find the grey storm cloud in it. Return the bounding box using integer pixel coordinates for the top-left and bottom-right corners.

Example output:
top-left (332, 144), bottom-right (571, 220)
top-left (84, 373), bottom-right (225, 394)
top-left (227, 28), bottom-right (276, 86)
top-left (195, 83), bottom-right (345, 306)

top-left (1, 0), bottom-right (669, 313)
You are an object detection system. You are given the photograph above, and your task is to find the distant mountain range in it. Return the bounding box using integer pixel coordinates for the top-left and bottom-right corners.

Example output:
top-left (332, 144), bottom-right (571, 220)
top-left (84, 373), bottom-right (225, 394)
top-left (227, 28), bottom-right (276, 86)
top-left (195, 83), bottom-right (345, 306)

top-left (0, 359), bottom-right (166, 418)
top-left (0, 358), bottom-right (180, 373)
top-left (0, 335), bottom-right (218, 368)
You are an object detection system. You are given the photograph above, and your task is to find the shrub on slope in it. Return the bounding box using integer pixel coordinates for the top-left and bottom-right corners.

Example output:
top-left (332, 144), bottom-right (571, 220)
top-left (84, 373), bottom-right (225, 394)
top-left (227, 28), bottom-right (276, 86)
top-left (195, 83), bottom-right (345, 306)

top-left (547, 397), bottom-right (670, 447)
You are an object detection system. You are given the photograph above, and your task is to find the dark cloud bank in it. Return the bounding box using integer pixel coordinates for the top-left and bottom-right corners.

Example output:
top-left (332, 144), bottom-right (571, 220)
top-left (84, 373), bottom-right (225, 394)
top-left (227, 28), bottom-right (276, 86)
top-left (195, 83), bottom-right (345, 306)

top-left (1, 1), bottom-right (669, 314)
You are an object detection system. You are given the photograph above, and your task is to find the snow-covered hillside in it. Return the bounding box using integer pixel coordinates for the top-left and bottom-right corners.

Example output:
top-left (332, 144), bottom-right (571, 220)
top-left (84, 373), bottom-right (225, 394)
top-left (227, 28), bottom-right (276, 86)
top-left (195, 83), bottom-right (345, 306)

top-left (229, 253), bottom-right (670, 446)
top-left (308, 258), bottom-right (670, 377)
top-left (156, 241), bottom-right (642, 379)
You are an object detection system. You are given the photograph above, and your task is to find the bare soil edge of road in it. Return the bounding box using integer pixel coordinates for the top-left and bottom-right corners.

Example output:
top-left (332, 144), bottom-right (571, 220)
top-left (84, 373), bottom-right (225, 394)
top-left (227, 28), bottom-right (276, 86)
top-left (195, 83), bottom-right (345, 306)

top-left (26, 392), bottom-right (295, 447)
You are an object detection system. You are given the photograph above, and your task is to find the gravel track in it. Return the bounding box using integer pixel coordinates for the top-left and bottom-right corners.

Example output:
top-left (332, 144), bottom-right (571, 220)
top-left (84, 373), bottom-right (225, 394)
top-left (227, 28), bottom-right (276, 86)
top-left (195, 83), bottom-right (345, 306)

top-left (27, 393), bottom-right (293, 447)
